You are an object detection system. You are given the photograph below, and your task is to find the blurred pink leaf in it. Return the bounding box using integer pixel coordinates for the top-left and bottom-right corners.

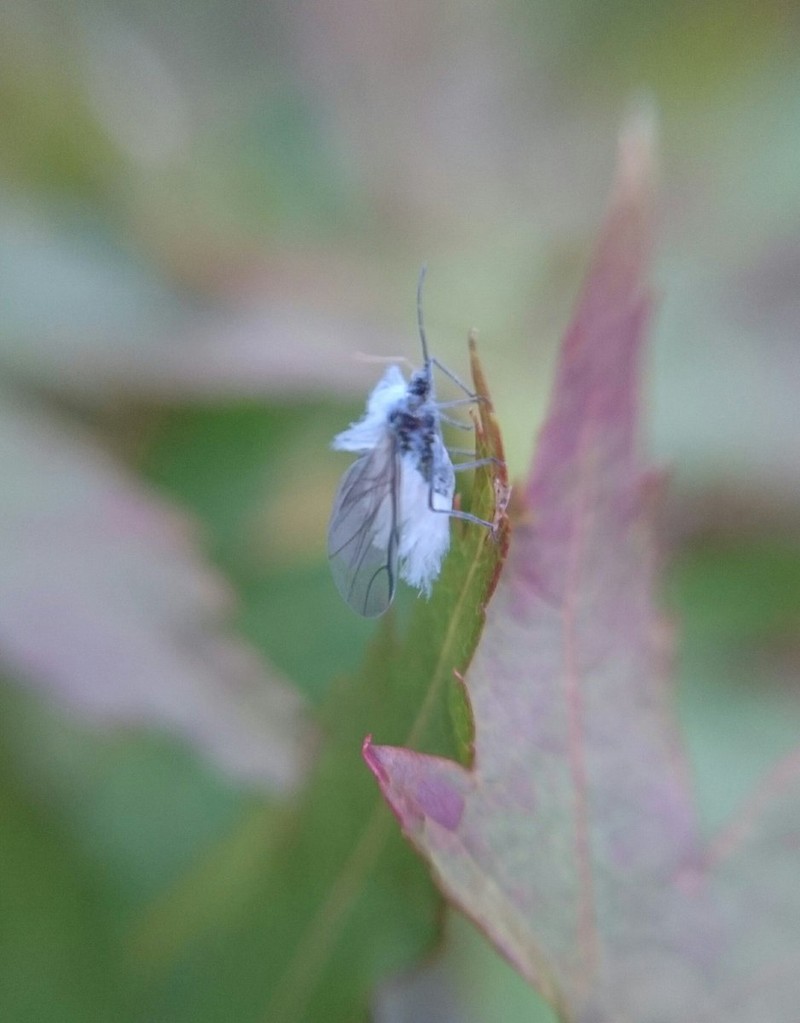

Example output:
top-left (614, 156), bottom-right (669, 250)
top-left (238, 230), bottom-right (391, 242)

top-left (0, 202), bottom-right (403, 401)
top-left (84, 304), bottom-right (405, 401)
top-left (365, 116), bottom-right (800, 1021)
top-left (0, 392), bottom-right (307, 790)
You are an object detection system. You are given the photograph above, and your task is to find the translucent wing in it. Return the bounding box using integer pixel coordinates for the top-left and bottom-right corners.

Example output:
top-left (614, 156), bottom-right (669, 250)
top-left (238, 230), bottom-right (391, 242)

top-left (327, 432), bottom-right (400, 617)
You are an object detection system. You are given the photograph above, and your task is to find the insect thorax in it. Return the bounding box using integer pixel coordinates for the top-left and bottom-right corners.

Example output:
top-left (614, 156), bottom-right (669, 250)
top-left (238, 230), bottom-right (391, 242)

top-left (388, 397), bottom-right (438, 483)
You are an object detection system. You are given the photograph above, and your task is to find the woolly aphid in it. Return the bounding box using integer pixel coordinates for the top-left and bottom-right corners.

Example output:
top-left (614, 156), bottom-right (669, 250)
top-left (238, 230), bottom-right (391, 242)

top-left (327, 269), bottom-right (495, 617)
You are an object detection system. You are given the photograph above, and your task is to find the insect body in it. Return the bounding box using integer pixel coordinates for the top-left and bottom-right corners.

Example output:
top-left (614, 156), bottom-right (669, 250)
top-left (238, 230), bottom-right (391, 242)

top-left (327, 269), bottom-right (492, 617)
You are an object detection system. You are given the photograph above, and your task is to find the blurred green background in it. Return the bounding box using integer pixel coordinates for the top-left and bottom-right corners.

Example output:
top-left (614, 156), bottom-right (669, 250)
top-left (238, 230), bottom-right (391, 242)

top-left (1, 1), bottom-right (799, 1020)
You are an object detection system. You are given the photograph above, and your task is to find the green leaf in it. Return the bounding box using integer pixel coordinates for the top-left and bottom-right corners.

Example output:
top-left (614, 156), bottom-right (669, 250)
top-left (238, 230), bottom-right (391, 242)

top-left (0, 738), bottom-right (129, 1023)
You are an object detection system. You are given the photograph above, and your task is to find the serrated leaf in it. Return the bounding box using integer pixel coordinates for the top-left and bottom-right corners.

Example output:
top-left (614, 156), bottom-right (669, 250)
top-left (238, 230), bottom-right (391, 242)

top-left (365, 113), bottom-right (800, 1021)
top-left (132, 339), bottom-right (509, 1023)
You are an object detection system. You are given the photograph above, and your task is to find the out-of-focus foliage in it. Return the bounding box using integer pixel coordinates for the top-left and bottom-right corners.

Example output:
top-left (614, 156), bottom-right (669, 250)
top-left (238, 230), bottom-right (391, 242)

top-left (0, 0), bottom-right (798, 1020)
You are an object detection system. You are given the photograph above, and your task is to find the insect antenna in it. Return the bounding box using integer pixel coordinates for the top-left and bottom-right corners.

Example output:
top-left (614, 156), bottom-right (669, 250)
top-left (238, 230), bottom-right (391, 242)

top-left (415, 266), bottom-right (476, 400)
top-left (416, 263), bottom-right (430, 370)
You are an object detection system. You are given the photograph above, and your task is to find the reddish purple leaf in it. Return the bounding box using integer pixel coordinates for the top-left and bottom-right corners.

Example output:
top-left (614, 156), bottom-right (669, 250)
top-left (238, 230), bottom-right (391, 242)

top-left (365, 114), bottom-right (800, 1021)
top-left (0, 394), bottom-right (307, 790)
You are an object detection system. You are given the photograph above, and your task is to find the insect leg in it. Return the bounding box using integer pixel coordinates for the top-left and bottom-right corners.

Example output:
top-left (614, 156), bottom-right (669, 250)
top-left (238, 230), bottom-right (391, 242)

top-left (436, 396), bottom-right (487, 410)
top-left (451, 456), bottom-right (503, 472)
top-left (429, 357), bottom-right (481, 399)
top-left (426, 476), bottom-right (494, 529)
top-left (439, 413), bottom-right (474, 430)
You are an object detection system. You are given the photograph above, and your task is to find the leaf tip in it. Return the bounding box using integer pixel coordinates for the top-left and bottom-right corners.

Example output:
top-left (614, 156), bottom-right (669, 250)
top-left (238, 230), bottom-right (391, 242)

top-left (616, 97), bottom-right (659, 203)
top-left (364, 741), bottom-right (467, 833)
top-left (361, 733), bottom-right (383, 782)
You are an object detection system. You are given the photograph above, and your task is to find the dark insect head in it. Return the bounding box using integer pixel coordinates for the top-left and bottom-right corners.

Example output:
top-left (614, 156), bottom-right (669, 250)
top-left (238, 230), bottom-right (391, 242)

top-left (408, 371), bottom-right (431, 401)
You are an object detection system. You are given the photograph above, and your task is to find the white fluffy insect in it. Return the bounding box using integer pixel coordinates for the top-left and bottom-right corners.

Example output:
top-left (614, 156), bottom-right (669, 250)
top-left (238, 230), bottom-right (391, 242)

top-left (328, 268), bottom-right (494, 617)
